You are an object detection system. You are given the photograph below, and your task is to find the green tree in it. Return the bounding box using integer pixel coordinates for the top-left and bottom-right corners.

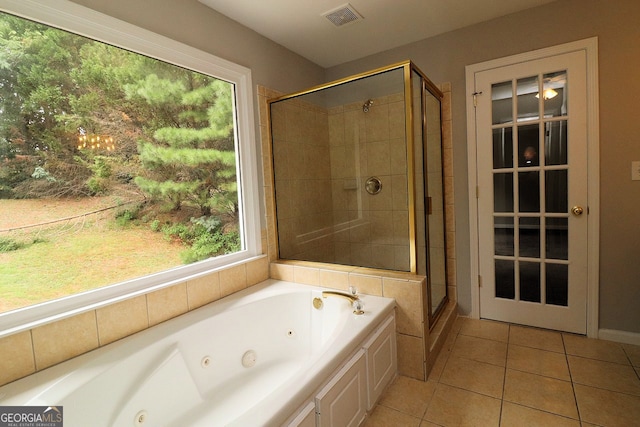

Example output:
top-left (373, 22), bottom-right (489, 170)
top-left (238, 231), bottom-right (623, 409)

top-left (133, 76), bottom-right (238, 218)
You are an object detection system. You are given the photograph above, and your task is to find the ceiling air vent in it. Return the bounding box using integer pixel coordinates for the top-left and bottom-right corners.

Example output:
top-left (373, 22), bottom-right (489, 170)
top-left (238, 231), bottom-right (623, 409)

top-left (322, 3), bottom-right (363, 27)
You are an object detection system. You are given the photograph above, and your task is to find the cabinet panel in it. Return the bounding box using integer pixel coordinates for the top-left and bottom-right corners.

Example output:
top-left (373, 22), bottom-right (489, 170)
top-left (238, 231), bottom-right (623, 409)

top-left (363, 315), bottom-right (397, 409)
top-left (286, 401), bottom-right (316, 427)
top-left (316, 349), bottom-right (367, 427)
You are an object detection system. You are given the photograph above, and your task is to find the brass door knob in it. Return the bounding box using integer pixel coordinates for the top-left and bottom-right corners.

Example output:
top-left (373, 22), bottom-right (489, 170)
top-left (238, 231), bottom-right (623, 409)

top-left (571, 206), bottom-right (584, 216)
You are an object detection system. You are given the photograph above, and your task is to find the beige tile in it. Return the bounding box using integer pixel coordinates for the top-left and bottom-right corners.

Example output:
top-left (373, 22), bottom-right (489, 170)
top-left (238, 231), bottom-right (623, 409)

top-left (575, 384), bottom-right (640, 427)
top-left (509, 325), bottom-right (565, 353)
top-left (427, 330), bottom-right (456, 382)
top-left (363, 405), bottom-right (421, 427)
top-left (622, 343), bottom-right (640, 367)
top-left (440, 356), bottom-right (504, 398)
top-left (245, 256), bottom-right (269, 286)
top-left (382, 278), bottom-right (423, 337)
top-left (459, 318), bottom-right (509, 342)
top-left (292, 265), bottom-right (319, 286)
top-left (32, 311), bottom-right (99, 370)
top-left (500, 402), bottom-right (580, 427)
top-left (423, 383), bottom-right (501, 427)
top-left (270, 262), bottom-right (293, 281)
top-left (503, 369), bottom-right (578, 419)
top-left (147, 283), bottom-right (188, 327)
top-left (378, 376), bottom-right (437, 418)
top-left (507, 344), bottom-right (570, 381)
top-left (568, 355), bottom-right (640, 396)
top-left (349, 273), bottom-right (383, 296)
top-left (419, 421), bottom-right (441, 427)
top-left (397, 333), bottom-right (425, 380)
top-left (186, 272), bottom-right (220, 310)
top-left (451, 334), bottom-right (508, 367)
top-left (319, 269), bottom-right (350, 291)
top-left (562, 333), bottom-right (629, 364)
top-left (96, 295), bottom-right (148, 345)
top-left (219, 263), bottom-right (247, 297)
top-left (451, 316), bottom-right (466, 334)
top-left (0, 331), bottom-right (35, 386)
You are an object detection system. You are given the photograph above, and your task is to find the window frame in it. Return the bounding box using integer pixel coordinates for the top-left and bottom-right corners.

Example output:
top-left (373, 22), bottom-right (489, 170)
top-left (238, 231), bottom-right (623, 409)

top-left (0, 0), bottom-right (262, 337)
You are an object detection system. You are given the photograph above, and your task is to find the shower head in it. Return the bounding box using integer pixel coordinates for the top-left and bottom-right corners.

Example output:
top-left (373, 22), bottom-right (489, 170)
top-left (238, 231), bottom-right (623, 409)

top-left (363, 99), bottom-right (374, 113)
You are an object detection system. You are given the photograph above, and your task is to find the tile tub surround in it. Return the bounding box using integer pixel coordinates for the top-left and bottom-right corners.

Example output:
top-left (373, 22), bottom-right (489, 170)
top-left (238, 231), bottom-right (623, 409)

top-left (259, 82), bottom-right (456, 381)
top-left (364, 318), bottom-right (640, 427)
top-left (0, 255), bottom-right (270, 386)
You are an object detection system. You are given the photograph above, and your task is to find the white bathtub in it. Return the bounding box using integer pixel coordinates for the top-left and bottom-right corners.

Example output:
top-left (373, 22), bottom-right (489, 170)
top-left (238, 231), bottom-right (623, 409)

top-left (0, 279), bottom-right (396, 426)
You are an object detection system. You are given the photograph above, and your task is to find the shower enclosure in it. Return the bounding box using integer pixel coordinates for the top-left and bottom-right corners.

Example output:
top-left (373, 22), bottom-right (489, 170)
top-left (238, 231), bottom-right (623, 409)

top-left (268, 61), bottom-right (448, 323)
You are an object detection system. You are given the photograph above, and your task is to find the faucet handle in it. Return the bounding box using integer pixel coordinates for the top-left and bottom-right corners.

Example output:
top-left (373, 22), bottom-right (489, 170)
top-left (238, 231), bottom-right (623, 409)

top-left (349, 286), bottom-right (358, 296)
top-left (352, 299), bottom-right (364, 315)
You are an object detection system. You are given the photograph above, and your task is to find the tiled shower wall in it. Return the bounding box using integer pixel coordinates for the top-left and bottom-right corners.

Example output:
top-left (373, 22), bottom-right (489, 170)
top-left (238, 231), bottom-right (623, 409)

top-left (270, 98), bottom-right (335, 263)
top-left (328, 94), bottom-right (410, 271)
top-left (271, 93), bottom-right (409, 271)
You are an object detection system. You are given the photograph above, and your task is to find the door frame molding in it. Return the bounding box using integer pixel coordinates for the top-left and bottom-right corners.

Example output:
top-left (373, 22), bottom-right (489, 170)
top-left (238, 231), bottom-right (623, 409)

top-left (465, 38), bottom-right (600, 337)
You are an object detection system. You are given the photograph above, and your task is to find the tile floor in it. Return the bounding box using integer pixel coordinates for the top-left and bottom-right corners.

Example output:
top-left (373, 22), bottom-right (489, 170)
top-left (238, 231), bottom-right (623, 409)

top-left (364, 317), bottom-right (640, 427)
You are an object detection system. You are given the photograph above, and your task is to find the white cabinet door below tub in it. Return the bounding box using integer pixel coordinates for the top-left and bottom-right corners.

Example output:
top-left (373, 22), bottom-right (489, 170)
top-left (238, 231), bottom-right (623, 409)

top-left (315, 349), bottom-right (367, 427)
top-left (285, 401), bottom-right (316, 427)
top-left (363, 315), bottom-right (397, 410)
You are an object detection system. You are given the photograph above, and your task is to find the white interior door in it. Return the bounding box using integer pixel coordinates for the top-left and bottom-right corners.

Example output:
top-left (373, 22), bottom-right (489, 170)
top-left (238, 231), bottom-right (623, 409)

top-left (473, 50), bottom-right (589, 334)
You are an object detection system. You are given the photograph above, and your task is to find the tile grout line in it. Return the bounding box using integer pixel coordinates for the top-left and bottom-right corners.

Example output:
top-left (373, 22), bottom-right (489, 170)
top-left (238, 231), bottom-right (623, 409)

top-left (497, 323), bottom-right (511, 427)
top-left (421, 325), bottom-right (458, 421)
top-left (561, 332), bottom-right (583, 424)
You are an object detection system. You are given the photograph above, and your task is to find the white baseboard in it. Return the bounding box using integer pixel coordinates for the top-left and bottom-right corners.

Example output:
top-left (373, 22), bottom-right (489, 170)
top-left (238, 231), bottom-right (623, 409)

top-left (598, 328), bottom-right (640, 346)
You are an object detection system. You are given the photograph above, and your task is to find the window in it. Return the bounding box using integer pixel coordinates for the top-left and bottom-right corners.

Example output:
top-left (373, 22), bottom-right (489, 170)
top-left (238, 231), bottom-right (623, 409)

top-left (0, 0), bottom-right (260, 335)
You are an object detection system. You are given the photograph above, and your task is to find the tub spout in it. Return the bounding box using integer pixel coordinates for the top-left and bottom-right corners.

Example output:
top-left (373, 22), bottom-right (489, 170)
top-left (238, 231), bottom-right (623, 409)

top-left (322, 290), bottom-right (359, 304)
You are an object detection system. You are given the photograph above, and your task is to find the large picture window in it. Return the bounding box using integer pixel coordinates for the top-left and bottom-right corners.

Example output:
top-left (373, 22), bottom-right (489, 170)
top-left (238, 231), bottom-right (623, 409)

top-left (0, 0), bottom-right (260, 333)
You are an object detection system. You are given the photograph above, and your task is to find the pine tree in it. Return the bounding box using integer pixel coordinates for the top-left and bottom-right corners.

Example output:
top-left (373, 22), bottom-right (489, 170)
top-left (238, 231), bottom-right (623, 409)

top-left (133, 75), bottom-right (238, 218)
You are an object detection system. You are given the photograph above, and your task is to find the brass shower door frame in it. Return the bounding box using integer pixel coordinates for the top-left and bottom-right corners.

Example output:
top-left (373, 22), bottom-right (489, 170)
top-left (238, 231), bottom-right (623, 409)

top-left (268, 60), bottom-right (443, 274)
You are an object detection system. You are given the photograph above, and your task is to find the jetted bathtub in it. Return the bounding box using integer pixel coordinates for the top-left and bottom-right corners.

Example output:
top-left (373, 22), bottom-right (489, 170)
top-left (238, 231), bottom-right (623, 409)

top-left (0, 279), bottom-right (396, 426)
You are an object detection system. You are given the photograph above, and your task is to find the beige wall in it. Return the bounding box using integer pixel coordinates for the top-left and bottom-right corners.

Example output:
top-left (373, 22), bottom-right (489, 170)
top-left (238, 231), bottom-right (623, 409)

top-left (326, 0), bottom-right (640, 334)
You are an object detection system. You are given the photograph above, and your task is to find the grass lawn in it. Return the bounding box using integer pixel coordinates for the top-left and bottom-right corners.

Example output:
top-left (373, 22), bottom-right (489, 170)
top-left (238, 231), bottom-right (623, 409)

top-left (0, 198), bottom-right (184, 313)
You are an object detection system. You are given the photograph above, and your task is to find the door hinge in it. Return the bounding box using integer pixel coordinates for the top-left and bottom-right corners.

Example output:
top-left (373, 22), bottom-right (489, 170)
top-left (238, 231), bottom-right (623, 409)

top-left (472, 91), bottom-right (483, 107)
top-left (478, 275), bottom-right (482, 287)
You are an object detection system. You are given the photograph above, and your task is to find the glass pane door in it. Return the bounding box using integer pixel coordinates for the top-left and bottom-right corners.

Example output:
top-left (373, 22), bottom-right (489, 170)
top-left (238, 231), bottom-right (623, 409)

top-left (491, 70), bottom-right (570, 307)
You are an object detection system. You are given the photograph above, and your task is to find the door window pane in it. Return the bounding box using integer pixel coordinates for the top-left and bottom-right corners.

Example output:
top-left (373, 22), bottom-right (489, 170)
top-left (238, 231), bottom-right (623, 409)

top-left (545, 121), bottom-right (568, 166)
top-left (495, 259), bottom-right (515, 299)
top-left (492, 81), bottom-right (513, 125)
top-left (543, 71), bottom-right (567, 118)
top-left (519, 171), bottom-right (540, 212)
top-left (493, 128), bottom-right (513, 169)
top-left (546, 217), bottom-right (568, 260)
top-left (495, 217), bottom-right (514, 256)
top-left (494, 173), bottom-right (514, 212)
top-left (546, 263), bottom-right (568, 306)
top-left (517, 76), bottom-right (539, 122)
top-left (546, 170), bottom-right (568, 213)
top-left (519, 217), bottom-right (540, 258)
top-left (520, 261), bottom-right (541, 303)
top-left (518, 125), bottom-right (540, 167)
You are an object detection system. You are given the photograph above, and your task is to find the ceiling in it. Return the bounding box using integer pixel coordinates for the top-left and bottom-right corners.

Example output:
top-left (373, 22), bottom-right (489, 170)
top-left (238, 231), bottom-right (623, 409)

top-left (198, 0), bottom-right (558, 68)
